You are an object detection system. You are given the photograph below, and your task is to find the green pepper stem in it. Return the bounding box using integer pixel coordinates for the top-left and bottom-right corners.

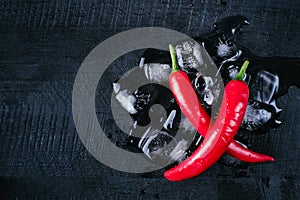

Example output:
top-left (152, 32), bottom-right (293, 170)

top-left (235, 60), bottom-right (249, 80)
top-left (169, 44), bottom-right (180, 72)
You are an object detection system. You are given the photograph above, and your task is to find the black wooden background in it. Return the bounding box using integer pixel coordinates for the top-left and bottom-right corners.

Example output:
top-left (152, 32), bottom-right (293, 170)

top-left (0, 0), bottom-right (299, 199)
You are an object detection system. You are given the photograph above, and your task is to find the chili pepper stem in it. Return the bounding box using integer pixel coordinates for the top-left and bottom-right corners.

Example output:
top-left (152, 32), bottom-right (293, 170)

top-left (169, 44), bottom-right (180, 72)
top-left (235, 60), bottom-right (249, 81)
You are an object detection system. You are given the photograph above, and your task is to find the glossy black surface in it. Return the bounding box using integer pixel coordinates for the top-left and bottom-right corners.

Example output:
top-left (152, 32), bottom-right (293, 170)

top-left (0, 1), bottom-right (299, 199)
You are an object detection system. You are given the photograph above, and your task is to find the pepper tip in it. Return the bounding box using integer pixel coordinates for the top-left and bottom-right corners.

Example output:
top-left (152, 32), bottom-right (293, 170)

top-left (164, 170), bottom-right (182, 182)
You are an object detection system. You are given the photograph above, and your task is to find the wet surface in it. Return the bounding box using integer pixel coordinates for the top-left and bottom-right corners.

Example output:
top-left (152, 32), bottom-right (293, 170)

top-left (0, 0), bottom-right (299, 199)
top-left (116, 15), bottom-right (300, 167)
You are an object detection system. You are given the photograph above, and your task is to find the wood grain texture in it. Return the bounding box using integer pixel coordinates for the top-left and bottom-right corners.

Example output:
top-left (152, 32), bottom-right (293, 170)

top-left (0, 0), bottom-right (299, 199)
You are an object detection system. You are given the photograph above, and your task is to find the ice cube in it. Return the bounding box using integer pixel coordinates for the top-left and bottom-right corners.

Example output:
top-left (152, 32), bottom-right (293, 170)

top-left (143, 63), bottom-right (171, 83)
top-left (115, 89), bottom-right (138, 114)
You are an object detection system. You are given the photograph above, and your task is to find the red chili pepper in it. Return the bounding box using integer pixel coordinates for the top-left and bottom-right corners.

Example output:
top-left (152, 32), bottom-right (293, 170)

top-left (165, 74), bottom-right (249, 181)
top-left (166, 44), bottom-right (273, 178)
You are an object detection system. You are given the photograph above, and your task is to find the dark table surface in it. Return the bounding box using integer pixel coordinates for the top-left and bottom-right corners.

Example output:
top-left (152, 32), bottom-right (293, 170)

top-left (0, 0), bottom-right (299, 199)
